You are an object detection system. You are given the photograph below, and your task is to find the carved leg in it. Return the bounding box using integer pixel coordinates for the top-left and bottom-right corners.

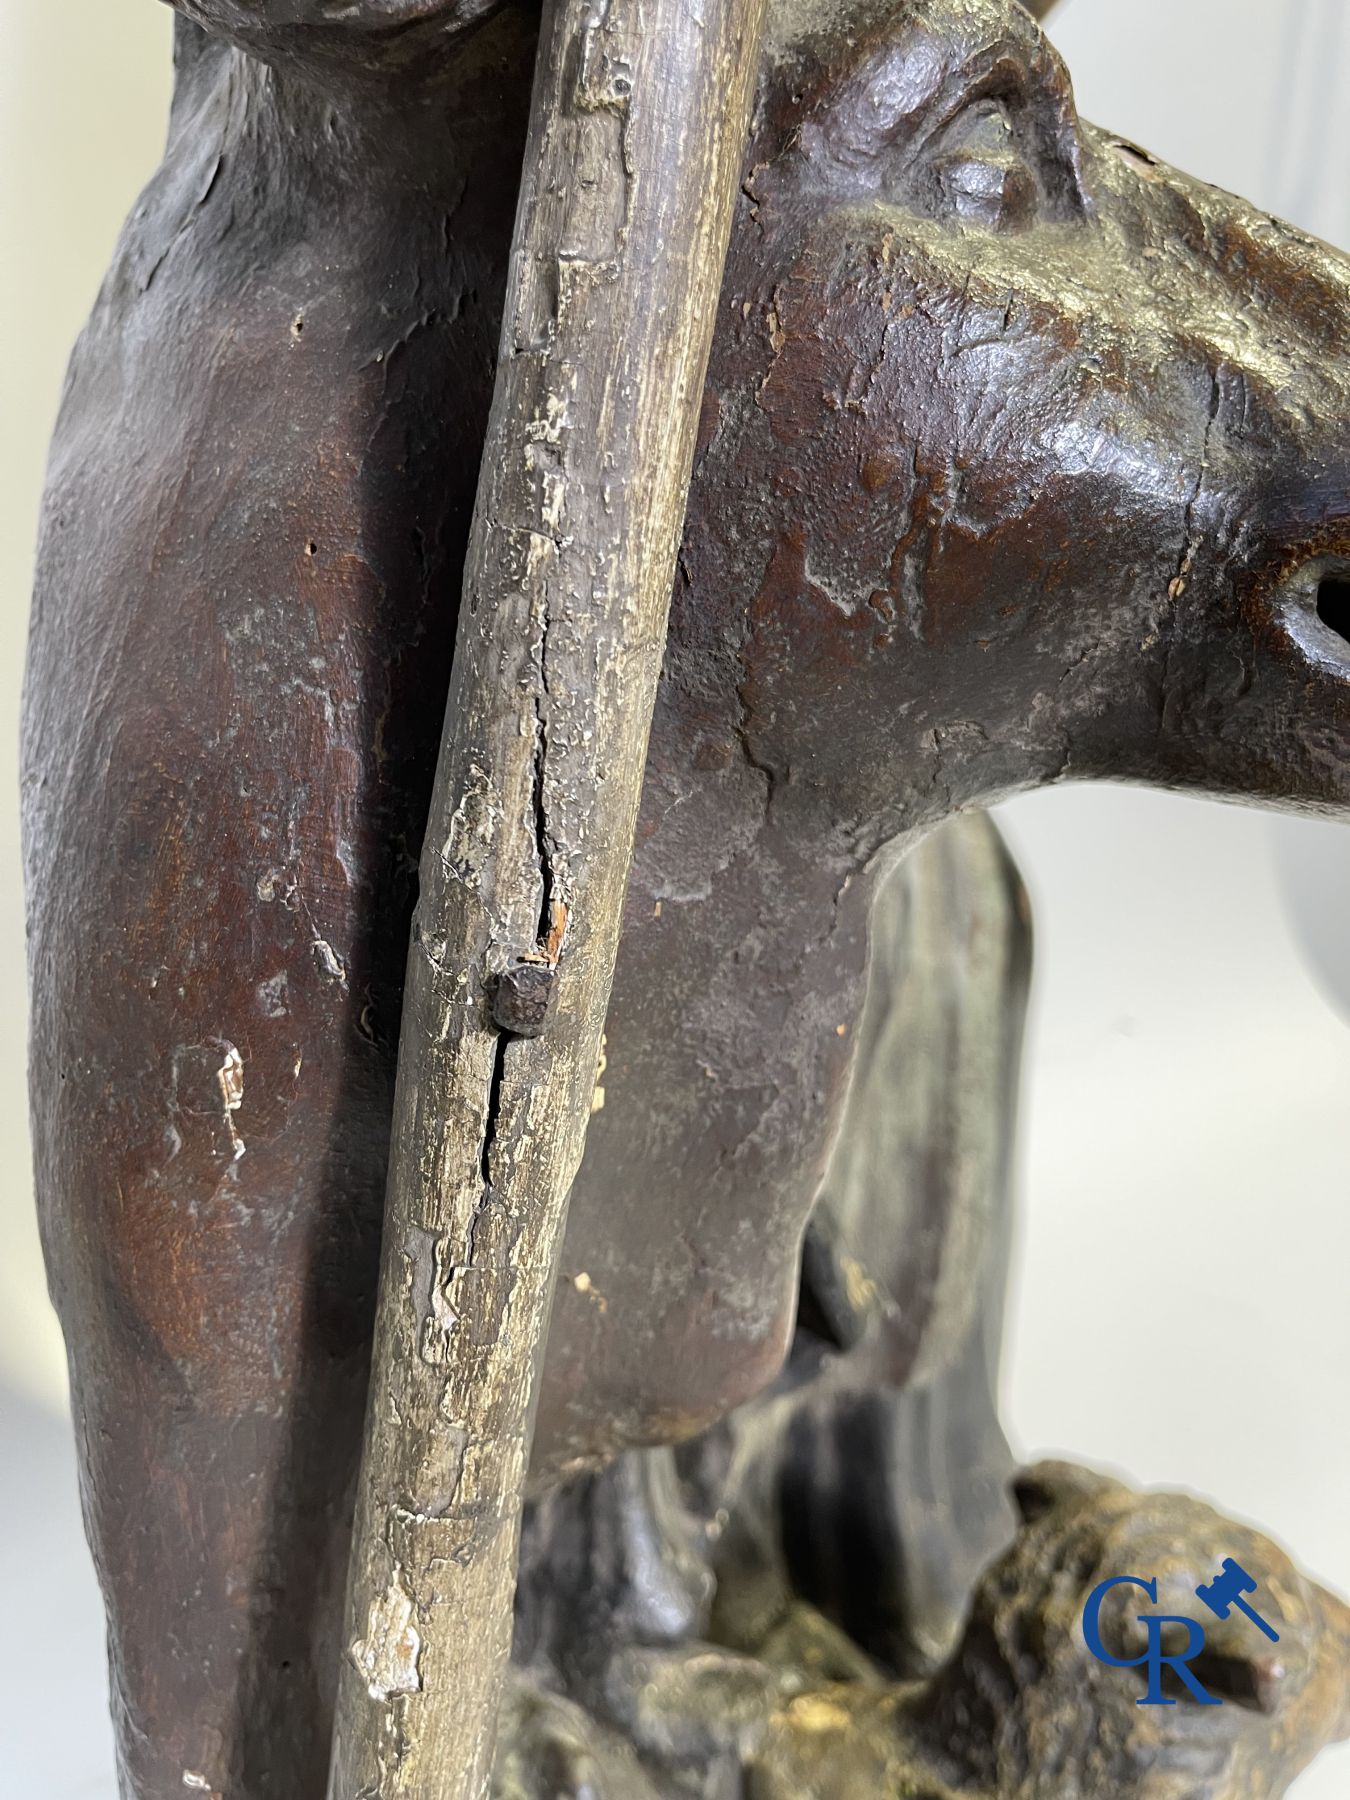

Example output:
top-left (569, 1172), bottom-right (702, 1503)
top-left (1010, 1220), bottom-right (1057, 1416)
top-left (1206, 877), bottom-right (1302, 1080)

top-left (29, 943), bottom-right (390, 1800)
top-left (24, 718), bottom-right (421, 1795)
top-left (714, 814), bottom-right (1031, 1674)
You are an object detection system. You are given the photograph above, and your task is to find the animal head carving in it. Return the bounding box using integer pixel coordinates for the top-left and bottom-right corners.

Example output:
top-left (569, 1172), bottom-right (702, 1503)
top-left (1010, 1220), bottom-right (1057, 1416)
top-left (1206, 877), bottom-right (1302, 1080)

top-left (918, 1460), bottom-right (1350, 1798)
top-left (172, 0), bottom-right (1350, 838)
top-left (745, 1458), bottom-right (1350, 1798)
top-left (666, 0), bottom-right (1350, 862)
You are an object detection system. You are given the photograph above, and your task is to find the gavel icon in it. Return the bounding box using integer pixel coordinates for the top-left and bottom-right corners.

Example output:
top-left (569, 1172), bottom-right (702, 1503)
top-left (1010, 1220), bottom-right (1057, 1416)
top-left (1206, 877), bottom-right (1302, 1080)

top-left (1195, 1559), bottom-right (1281, 1643)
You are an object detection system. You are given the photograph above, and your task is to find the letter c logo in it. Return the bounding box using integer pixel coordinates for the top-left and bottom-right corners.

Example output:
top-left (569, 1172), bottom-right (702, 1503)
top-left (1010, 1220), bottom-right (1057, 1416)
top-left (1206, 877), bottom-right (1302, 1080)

top-left (1083, 1575), bottom-right (1158, 1667)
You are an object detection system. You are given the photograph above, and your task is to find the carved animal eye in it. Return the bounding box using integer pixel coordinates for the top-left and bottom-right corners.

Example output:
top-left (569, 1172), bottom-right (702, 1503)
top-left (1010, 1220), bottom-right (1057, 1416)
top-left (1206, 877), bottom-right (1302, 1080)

top-left (929, 101), bottom-right (1040, 232)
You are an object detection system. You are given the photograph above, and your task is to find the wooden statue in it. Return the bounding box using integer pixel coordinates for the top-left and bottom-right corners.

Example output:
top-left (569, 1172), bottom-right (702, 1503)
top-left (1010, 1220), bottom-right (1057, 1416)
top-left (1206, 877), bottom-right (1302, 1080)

top-left (21, 0), bottom-right (1350, 1793)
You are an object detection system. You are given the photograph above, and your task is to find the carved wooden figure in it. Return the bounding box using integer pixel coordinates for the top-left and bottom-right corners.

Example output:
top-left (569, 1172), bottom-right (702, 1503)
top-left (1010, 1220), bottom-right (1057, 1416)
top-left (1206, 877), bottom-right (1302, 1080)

top-left (21, 0), bottom-right (1350, 1794)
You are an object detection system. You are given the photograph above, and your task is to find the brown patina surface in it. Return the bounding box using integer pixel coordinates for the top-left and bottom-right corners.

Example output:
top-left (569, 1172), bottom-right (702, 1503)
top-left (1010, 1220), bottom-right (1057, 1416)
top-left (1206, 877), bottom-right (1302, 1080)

top-left (22, 0), bottom-right (1350, 1793)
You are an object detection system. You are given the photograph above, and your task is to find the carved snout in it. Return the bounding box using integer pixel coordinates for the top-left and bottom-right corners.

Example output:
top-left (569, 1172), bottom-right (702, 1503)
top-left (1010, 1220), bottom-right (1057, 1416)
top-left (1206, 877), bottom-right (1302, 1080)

top-left (1116, 536), bottom-right (1350, 819)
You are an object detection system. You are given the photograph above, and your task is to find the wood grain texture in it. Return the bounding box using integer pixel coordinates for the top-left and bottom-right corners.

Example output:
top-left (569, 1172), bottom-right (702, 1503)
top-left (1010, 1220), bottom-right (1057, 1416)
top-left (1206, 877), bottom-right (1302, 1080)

top-left (326, 0), bottom-right (769, 1791)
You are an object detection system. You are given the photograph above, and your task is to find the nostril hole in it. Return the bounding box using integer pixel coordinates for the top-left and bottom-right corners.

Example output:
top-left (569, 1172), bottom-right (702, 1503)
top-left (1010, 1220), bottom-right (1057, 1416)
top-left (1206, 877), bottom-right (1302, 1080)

top-left (1316, 576), bottom-right (1350, 646)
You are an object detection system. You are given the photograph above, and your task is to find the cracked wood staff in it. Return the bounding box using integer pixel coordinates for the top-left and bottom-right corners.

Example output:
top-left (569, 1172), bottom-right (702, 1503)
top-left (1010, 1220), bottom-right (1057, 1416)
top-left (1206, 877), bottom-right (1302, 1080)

top-left (324, 0), bottom-right (770, 1793)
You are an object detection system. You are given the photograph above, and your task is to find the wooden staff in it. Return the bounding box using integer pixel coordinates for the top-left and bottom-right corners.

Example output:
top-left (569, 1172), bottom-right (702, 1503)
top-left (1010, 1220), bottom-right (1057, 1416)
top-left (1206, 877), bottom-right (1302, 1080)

top-left (326, 0), bottom-right (767, 1792)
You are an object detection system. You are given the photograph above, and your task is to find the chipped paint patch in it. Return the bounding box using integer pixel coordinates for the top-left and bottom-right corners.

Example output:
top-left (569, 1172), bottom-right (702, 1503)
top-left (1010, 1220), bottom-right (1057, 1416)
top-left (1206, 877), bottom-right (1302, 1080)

top-left (405, 1227), bottom-right (462, 1366)
top-left (781, 1694), bottom-right (852, 1733)
top-left (349, 1572), bottom-right (423, 1703)
top-left (840, 1251), bottom-right (878, 1315)
top-left (441, 759), bottom-right (500, 892)
top-left (313, 938), bottom-right (349, 988)
top-left (256, 868), bottom-right (298, 908)
top-left (256, 971), bottom-right (289, 1017)
top-left (573, 1270), bottom-right (609, 1313)
top-left (216, 1045), bottom-right (246, 1162)
top-left (591, 1032), bottom-right (608, 1113)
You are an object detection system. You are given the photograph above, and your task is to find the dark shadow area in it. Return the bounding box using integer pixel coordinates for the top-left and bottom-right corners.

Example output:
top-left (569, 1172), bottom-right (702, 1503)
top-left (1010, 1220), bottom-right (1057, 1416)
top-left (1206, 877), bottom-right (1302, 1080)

top-left (1316, 575), bottom-right (1350, 646)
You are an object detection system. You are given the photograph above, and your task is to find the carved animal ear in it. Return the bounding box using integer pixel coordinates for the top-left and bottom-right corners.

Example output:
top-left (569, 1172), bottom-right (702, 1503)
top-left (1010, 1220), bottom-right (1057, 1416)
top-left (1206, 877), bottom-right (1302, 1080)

top-left (1011, 1460), bottom-right (1116, 1522)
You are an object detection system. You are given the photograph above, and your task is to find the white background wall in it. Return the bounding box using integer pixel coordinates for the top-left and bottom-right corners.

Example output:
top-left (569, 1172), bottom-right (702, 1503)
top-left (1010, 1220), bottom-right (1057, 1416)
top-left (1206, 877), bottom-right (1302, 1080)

top-left (1, 0), bottom-right (1347, 1793)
